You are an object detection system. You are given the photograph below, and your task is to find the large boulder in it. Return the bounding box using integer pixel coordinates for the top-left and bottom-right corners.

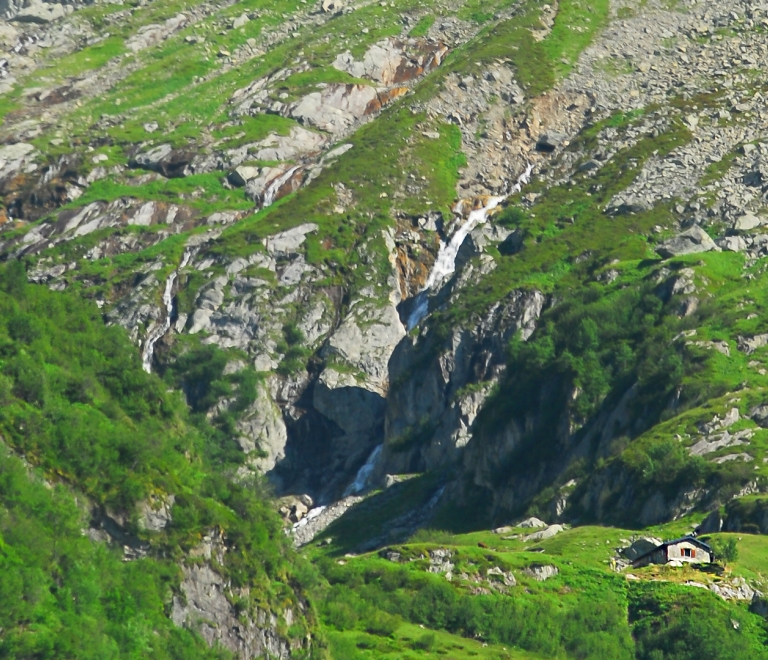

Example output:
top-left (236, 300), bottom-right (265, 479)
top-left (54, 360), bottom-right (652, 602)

top-left (656, 225), bottom-right (719, 258)
top-left (536, 131), bottom-right (566, 152)
top-left (620, 537), bottom-right (662, 561)
top-left (323, 302), bottom-right (406, 393)
top-left (733, 213), bottom-right (764, 232)
top-left (0, 142), bottom-right (37, 182)
top-left (12, 0), bottom-right (66, 22)
top-left (250, 126), bottom-right (326, 161)
top-left (523, 524), bottom-right (564, 542)
top-left (263, 223), bottom-right (318, 257)
top-left (751, 404), bottom-right (768, 428)
top-left (130, 144), bottom-right (194, 178)
top-left (523, 564), bottom-right (559, 581)
top-left (290, 84), bottom-right (406, 135)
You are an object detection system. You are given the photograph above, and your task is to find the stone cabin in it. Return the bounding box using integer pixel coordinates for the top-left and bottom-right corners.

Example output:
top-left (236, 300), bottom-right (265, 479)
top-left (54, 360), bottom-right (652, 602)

top-left (631, 536), bottom-right (714, 568)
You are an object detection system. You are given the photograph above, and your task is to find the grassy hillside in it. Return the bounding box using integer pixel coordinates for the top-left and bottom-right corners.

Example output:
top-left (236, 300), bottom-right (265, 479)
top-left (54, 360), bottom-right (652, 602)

top-left (308, 521), bottom-right (768, 660)
top-left (0, 261), bottom-right (323, 658)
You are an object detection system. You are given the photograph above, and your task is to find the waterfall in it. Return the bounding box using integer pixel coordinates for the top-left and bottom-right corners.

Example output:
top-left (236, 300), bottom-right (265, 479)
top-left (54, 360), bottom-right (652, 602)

top-left (141, 249), bottom-right (193, 373)
top-left (262, 165), bottom-right (300, 208)
top-left (407, 163), bottom-right (534, 331)
top-left (343, 444), bottom-right (383, 496)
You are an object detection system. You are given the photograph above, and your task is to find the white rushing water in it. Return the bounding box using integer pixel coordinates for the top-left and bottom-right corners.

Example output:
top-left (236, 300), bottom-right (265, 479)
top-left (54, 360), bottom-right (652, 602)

top-left (262, 165), bottom-right (301, 208)
top-left (406, 164), bottom-right (534, 331)
top-left (141, 249), bottom-right (193, 373)
top-left (343, 444), bottom-right (383, 497)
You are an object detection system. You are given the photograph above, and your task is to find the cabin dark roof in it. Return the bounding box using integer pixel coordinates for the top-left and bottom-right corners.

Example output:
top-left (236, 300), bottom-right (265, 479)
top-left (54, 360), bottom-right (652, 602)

top-left (632, 536), bottom-right (714, 564)
top-left (662, 536), bottom-right (713, 552)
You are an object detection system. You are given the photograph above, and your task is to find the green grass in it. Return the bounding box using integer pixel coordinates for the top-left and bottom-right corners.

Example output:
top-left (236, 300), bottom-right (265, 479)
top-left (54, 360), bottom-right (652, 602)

top-left (311, 517), bottom-right (768, 660)
top-left (545, 0), bottom-right (611, 80)
top-left (450, 0), bottom-right (609, 94)
top-left (212, 113), bottom-right (298, 149)
top-left (328, 623), bottom-right (542, 659)
top-left (37, 35), bottom-right (126, 80)
top-left (409, 15), bottom-right (436, 37)
top-left (70, 172), bottom-right (252, 216)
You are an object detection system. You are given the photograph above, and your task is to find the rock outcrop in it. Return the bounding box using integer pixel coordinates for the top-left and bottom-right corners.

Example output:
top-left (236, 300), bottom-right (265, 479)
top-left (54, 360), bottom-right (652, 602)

top-left (172, 534), bottom-right (300, 659)
top-left (379, 289), bottom-right (544, 478)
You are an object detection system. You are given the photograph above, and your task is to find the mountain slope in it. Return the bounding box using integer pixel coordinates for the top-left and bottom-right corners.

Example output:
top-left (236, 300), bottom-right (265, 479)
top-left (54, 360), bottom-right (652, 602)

top-left (0, 261), bottom-right (322, 658)
top-left (3, 0), bottom-right (768, 656)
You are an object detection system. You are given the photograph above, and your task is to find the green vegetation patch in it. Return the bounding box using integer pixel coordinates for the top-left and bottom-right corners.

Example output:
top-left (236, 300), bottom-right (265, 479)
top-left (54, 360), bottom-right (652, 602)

top-left (72, 171), bottom-right (252, 216)
top-left (630, 582), bottom-right (768, 660)
top-left (0, 261), bottom-right (322, 653)
top-left (0, 448), bottom-right (231, 660)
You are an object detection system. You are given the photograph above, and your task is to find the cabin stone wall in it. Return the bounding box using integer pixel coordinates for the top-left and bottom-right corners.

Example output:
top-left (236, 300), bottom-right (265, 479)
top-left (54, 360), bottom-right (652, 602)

top-left (631, 539), bottom-right (713, 568)
top-left (666, 540), bottom-right (711, 564)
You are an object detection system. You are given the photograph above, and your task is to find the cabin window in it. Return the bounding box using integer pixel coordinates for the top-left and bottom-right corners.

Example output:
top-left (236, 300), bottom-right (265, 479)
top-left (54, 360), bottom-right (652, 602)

top-left (682, 548), bottom-right (695, 558)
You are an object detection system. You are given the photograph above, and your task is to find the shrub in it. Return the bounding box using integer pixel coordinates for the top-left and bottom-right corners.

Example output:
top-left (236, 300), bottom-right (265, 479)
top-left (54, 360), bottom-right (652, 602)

top-left (364, 612), bottom-right (400, 637)
top-left (711, 537), bottom-right (738, 565)
top-left (412, 632), bottom-right (436, 650)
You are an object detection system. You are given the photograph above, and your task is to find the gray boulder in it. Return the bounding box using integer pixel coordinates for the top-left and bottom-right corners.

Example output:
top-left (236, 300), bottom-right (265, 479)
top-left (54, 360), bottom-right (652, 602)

top-left (0, 142), bottom-right (37, 181)
top-left (733, 213), bottom-right (763, 232)
top-left (264, 223), bottom-right (318, 256)
top-left (250, 126), bottom-right (326, 162)
top-left (656, 226), bottom-right (719, 258)
top-left (131, 144), bottom-right (193, 178)
top-left (750, 404), bottom-right (768, 428)
top-left (718, 235), bottom-right (747, 252)
top-left (738, 334), bottom-right (768, 355)
top-left (523, 564), bottom-right (559, 581)
top-left (536, 132), bottom-right (565, 152)
top-left (137, 495), bottom-right (175, 532)
top-left (321, 0), bottom-right (343, 11)
top-left (523, 524), bottom-right (564, 542)
top-left (12, 0), bottom-right (66, 22)
top-left (229, 165), bottom-right (260, 187)
top-left (290, 84), bottom-right (381, 135)
top-left (498, 228), bottom-right (524, 255)
top-left (620, 537), bottom-right (662, 561)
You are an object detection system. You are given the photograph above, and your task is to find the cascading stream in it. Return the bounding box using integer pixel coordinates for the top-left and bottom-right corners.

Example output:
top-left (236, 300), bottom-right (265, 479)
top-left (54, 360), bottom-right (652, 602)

top-left (141, 249), bottom-right (194, 373)
top-left (406, 163), bottom-right (534, 331)
top-left (343, 444), bottom-right (383, 497)
top-left (292, 165), bottom-right (534, 539)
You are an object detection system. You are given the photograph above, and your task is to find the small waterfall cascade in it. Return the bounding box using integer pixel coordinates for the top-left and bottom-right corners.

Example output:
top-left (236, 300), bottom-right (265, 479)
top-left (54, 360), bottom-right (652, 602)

top-left (406, 163), bottom-right (534, 331)
top-left (343, 444), bottom-right (383, 497)
top-left (262, 165), bottom-right (301, 208)
top-left (141, 249), bottom-right (193, 373)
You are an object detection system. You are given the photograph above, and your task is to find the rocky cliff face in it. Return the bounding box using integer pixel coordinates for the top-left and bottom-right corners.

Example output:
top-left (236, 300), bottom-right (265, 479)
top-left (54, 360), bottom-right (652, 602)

top-left (171, 531), bottom-right (305, 660)
top-left (380, 288), bottom-right (544, 476)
